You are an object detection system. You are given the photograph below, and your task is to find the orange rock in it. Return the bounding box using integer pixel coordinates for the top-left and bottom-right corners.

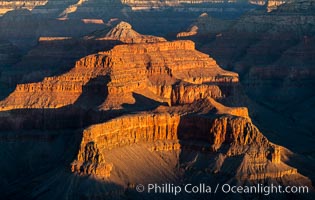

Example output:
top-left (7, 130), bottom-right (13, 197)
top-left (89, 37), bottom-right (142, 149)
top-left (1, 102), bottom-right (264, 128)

top-left (0, 40), bottom-right (238, 111)
top-left (71, 98), bottom-right (295, 179)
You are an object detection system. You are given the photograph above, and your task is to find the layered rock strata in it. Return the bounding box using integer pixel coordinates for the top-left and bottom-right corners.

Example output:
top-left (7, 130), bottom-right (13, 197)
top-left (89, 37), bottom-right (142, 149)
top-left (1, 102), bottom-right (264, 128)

top-left (71, 98), bottom-right (297, 181)
top-left (0, 53), bottom-right (109, 110)
top-left (175, 4), bottom-right (315, 187)
top-left (1, 20), bottom-right (166, 86)
top-left (0, 0), bottom-right (48, 15)
top-left (0, 0), bottom-right (287, 17)
top-left (179, 1), bottom-right (315, 114)
top-left (0, 40), bottom-right (238, 111)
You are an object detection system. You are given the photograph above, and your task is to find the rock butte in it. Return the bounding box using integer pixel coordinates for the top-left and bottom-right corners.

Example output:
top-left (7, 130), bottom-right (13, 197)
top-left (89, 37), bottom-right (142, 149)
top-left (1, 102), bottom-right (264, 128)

top-left (71, 98), bottom-right (299, 181)
top-left (0, 40), bottom-right (238, 111)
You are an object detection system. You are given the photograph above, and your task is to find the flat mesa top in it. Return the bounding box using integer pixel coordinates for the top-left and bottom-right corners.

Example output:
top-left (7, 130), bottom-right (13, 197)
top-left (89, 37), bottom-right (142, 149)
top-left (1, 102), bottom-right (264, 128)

top-left (101, 40), bottom-right (196, 55)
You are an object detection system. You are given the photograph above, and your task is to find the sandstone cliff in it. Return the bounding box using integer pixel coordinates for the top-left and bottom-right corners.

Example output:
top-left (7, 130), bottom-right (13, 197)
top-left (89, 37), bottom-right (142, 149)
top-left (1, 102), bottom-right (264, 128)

top-left (0, 52), bottom-right (110, 110)
top-left (71, 98), bottom-right (300, 183)
top-left (1, 20), bottom-right (166, 86)
top-left (0, 40), bottom-right (238, 111)
top-left (0, 0), bottom-right (282, 16)
top-left (266, 0), bottom-right (287, 12)
top-left (0, 0), bottom-right (48, 15)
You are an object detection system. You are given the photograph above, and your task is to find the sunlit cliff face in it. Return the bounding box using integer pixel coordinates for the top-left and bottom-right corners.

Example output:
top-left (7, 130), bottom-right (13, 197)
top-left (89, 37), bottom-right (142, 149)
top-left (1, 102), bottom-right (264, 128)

top-left (0, 0), bottom-right (48, 15)
top-left (0, 0), bottom-right (288, 16)
top-left (0, 40), bottom-right (238, 112)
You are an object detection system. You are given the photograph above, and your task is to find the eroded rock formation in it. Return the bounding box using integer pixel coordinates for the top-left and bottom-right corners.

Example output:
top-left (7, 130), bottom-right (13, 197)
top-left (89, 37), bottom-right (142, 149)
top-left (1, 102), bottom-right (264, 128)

top-left (71, 98), bottom-right (299, 182)
top-left (1, 19), bottom-right (164, 86)
top-left (0, 40), bottom-right (238, 111)
top-left (71, 141), bottom-right (113, 177)
top-left (178, 1), bottom-right (315, 152)
top-left (88, 21), bottom-right (167, 43)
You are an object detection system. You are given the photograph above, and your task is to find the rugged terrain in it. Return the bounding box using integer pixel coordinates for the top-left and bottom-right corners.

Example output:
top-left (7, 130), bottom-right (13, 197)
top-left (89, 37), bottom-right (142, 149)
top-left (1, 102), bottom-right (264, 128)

top-left (0, 0), bottom-right (272, 50)
top-left (0, 21), bottom-right (166, 92)
top-left (0, 0), bottom-right (314, 200)
top-left (177, 0), bottom-right (315, 154)
top-left (0, 40), bottom-right (237, 111)
top-left (0, 36), bottom-right (313, 199)
top-left (0, 0), bottom-right (284, 16)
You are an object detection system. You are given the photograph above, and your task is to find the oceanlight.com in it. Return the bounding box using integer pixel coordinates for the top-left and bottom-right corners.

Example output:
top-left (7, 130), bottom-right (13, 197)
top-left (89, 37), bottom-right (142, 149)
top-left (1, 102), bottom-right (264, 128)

top-left (135, 183), bottom-right (309, 196)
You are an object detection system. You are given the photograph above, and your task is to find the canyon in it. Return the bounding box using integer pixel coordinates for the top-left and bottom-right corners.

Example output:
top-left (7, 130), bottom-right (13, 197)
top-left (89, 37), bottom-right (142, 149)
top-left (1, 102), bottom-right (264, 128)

top-left (0, 0), bottom-right (276, 50)
top-left (0, 36), bottom-right (313, 199)
top-left (0, 0), bottom-right (287, 16)
top-left (177, 0), bottom-right (315, 153)
top-left (0, 0), bottom-right (314, 200)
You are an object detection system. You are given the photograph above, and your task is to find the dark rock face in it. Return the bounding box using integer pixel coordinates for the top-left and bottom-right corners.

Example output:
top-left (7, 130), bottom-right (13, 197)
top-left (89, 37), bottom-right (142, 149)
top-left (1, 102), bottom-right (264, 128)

top-left (0, 0), bottom-right (266, 50)
top-left (179, 0), bottom-right (315, 152)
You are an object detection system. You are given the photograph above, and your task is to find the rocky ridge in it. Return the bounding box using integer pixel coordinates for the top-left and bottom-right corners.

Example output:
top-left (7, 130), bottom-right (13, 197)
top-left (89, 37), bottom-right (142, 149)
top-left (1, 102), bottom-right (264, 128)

top-left (0, 40), bottom-right (238, 111)
top-left (71, 97), bottom-right (304, 185)
top-left (0, 0), bottom-right (288, 17)
top-left (175, 1), bottom-right (315, 187)
top-left (0, 33), bottom-right (302, 187)
top-left (0, 36), bottom-right (313, 199)
top-left (86, 21), bottom-right (166, 43)
top-left (0, 0), bottom-right (48, 15)
top-left (177, 1), bottom-right (315, 112)
top-left (0, 20), bottom-right (166, 87)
